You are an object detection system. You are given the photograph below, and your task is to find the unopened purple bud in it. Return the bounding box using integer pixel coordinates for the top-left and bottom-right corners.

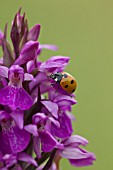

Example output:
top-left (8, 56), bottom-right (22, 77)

top-left (16, 13), bottom-right (25, 34)
top-left (2, 24), bottom-right (14, 68)
top-left (27, 24), bottom-right (41, 41)
top-left (0, 30), bottom-right (3, 46)
top-left (10, 14), bottom-right (19, 49)
top-left (10, 10), bottom-right (26, 58)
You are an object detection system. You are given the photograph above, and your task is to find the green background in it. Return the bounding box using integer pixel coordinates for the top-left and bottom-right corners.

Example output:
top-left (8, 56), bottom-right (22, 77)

top-left (0, 0), bottom-right (113, 170)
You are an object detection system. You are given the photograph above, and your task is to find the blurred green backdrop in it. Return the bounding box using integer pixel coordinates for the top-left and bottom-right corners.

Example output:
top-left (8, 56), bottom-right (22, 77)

top-left (0, 0), bottom-right (113, 170)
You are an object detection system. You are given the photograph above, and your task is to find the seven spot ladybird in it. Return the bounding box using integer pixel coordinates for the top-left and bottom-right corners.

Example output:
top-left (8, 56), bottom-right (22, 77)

top-left (50, 72), bottom-right (77, 93)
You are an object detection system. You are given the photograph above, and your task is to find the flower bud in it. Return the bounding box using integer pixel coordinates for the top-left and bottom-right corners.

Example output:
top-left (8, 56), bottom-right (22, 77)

top-left (27, 24), bottom-right (41, 41)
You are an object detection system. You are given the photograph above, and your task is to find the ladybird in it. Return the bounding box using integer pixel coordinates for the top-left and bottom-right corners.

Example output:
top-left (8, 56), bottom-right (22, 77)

top-left (50, 72), bottom-right (77, 93)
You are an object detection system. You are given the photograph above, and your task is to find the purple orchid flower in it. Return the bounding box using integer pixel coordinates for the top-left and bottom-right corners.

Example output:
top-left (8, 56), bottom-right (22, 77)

top-left (0, 65), bottom-right (33, 110)
top-left (0, 152), bottom-right (37, 170)
top-left (25, 112), bottom-right (63, 158)
top-left (56, 135), bottom-right (96, 167)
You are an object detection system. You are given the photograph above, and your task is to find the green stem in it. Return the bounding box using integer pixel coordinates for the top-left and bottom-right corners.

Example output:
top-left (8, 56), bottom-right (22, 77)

top-left (42, 149), bottom-right (56, 170)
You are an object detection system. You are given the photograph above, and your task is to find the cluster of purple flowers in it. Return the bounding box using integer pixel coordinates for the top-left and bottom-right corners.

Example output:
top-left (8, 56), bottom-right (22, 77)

top-left (0, 9), bottom-right (96, 170)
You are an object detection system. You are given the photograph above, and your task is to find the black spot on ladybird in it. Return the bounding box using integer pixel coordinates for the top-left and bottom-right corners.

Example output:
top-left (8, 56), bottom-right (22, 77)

top-left (71, 80), bottom-right (74, 84)
top-left (64, 85), bottom-right (68, 88)
top-left (72, 89), bottom-right (75, 93)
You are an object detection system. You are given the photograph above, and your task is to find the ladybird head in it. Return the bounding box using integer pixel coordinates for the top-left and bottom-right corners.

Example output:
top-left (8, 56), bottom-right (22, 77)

top-left (50, 73), bottom-right (56, 79)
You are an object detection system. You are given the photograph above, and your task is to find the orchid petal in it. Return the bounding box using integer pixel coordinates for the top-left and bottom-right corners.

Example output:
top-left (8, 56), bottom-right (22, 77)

top-left (14, 41), bottom-right (39, 65)
top-left (52, 112), bottom-right (73, 138)
top-left (0, 111), bottom-right (11, 121)
top-left (32, 113), bottom-right (47, 125)
top-left (41, 100), bottom-right (58, 118)
top-left (24, 73), bottom-right (34, 81)
top-left (24, 124), bottom-right (38, 136)
top-left (18, 152), bottom-right (38, 167)
top-left (39, 44), bottom-right (58, 51)
top-left (69, 153), bottom-right (96, 167)
top-left (64, 135), bottom-right (89, 147)
top-left (0, 122), bottom-right (30, 155)
top-left (33, 136), bottom-right (41, 158)
top-left (59, 147), bottom-right (93, 159)
top-left (0, 66), bottom-right (8, 78)
top-left (11, 110), bottom-right (24, 129)
top-left (27, 24), bottom-right (41, 41)
top-left (0, 85), bottom-right (33, 110)
top-left (39, 130), bottom-right (63, 152)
